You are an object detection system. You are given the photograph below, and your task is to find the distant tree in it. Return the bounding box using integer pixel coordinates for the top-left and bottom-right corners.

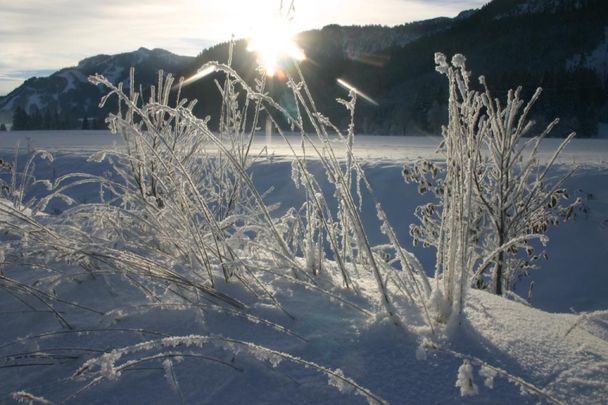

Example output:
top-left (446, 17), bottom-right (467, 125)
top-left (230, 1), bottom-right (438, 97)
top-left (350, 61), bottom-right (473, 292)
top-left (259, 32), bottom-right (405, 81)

top-left (59, 111), bottom-right (77, 129)
top-left (53, 110), bottom-right (61, 129)
top-left (43, 109), bottom-right (53, 129)
top-left (82, 116), bottom-right (90, 130)
top-left (426, 100), bottom-right (445, 134)
top-left (0, 123), bottom-right (7, 131)
top-left (12, 107), bottom-right (30, 130)
top-left (92, 116), bottom-right (106, 130)
top-left (30, 108), bottom-right (43, 130)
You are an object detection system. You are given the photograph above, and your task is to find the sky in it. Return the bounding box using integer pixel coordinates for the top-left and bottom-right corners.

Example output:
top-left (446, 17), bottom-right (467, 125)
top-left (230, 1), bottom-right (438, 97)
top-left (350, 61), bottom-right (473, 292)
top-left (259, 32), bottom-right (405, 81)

top-left (0, 0), bottom-right (488, 95)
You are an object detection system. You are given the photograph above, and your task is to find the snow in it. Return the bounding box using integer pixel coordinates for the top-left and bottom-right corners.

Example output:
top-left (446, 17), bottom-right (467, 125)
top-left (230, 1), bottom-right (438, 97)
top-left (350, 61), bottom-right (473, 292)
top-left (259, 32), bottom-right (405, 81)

top-left (2, 131), bottom-right (608, 166)
top-left (0, 132), bottom-right (607, 404)
top-left (463, 288), bottom-right (608, 402)
top-left (58, 72), bottom-right (77, 93)
top-left (1, 94), bottom-right (18, 112)
top-left (102, 65), bottom-right (125, 84)
top-left (25, 94), bottom-right (42, 113)
top-left (567, 28), bottom-right (608, 75)
top-left (496, 0), bottom-right (585, 18)
top-left (597, 122), bottom-right (608, 139)
top-left (58, 70), bottom-right (88, 93)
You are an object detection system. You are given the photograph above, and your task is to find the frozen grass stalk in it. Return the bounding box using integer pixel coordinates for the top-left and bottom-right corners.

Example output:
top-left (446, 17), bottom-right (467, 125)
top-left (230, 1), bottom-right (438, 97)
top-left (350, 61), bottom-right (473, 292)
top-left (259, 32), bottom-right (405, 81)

top-left (0, 23), bottom-right (582, 402)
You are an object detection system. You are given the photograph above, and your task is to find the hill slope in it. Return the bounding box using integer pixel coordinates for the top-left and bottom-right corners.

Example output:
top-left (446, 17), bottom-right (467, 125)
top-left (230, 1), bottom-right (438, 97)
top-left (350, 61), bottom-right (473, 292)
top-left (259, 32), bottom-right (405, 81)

top-left (0, 48), bottom-right (193, 128)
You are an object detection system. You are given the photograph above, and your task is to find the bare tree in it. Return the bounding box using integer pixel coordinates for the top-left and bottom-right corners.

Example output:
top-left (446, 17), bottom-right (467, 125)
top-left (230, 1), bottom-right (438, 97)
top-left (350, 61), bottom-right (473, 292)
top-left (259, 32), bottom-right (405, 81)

top-left (471, 79), bottom-right (578, 295)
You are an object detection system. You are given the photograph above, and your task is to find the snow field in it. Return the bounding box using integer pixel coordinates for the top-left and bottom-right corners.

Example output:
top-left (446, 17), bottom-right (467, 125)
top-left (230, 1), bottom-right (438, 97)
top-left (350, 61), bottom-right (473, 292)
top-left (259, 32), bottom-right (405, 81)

top-left (1, 142), bottom-right (607, 403)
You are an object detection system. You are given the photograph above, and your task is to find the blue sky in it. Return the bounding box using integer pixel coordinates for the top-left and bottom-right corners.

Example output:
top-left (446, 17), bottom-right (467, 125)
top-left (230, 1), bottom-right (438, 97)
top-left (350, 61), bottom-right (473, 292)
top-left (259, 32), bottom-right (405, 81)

top-left (0, 0), bottom-right (488, 95)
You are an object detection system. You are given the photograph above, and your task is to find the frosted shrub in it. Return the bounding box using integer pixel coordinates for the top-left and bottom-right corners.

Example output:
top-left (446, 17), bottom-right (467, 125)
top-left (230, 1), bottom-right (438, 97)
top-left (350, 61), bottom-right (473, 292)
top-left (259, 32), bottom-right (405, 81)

top-left (87, 67), bottom-right (268, 287)
top-left (405, 53), bottom-right (579, 304)
top-left (412, 53), bottom-right (491, 323)
top-left (0, 148), bottom-right (54, 212)
top-left (471, 78), bottom-right (579, 295)
top-left (176, 56), bottom-right (434, 329)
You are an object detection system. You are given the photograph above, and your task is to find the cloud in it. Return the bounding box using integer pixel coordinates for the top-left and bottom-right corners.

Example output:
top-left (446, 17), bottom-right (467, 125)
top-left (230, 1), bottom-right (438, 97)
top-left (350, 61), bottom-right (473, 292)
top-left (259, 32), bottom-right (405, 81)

top-left (0, 69), bottom-right (57, 81)
top-left (408, 0), bottom-right (487, 6)
top-left (0, 69), bottom-right (57, 95)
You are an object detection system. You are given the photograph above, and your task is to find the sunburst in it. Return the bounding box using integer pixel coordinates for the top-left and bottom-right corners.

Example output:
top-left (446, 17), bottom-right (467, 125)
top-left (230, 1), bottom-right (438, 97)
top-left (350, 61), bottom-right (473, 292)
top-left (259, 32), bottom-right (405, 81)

top-left (247, 15), bottom-right (305, 77)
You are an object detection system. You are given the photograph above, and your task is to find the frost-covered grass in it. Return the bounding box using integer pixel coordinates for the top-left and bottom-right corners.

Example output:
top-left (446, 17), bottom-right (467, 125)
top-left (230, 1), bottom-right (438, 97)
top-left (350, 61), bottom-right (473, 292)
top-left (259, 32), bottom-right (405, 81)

top-left (1, 148), bottom-right (608, 404)
top-left (1, 210), bottom-right (607, 403)
top-left (1, 50), bottom-right (607, 404)
top-left (0, 53), bottom-right (432, 401)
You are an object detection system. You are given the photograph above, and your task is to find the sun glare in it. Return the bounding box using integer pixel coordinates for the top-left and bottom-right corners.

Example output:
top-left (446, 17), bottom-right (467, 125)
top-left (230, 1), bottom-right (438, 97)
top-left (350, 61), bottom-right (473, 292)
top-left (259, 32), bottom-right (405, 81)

top-left (247, 17), bottom-right (305, 77)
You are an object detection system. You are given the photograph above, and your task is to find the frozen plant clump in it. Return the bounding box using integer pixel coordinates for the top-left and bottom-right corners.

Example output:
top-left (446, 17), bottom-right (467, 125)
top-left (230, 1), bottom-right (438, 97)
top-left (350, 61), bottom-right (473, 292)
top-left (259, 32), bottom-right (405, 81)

top-left (328, 368), bottom-right (356, 395)
top-left (455, 360), bottom-right (479, 397)
top-left (405, 52), bottom-right (579, 301)
top-left (99, 350), bottom-right (123, 381)
top-left (479, 365), bottom-right (497, 389)
top-left (0, 13), bottom-right (586, 400)
top-left (451, 53), bottom-right (466, 68)
top-left (0, 32), bottom-right (401, 402)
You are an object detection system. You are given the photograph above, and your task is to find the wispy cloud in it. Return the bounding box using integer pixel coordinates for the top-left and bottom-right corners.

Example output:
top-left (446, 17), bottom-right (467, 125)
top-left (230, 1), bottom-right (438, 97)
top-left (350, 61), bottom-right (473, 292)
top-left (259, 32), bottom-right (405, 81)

top-left (0, 69), bottom-right (57, 97)
top-left (0, 0), bottom-right (486, 95)
top-left (0, 69), bottom-right (57, 81)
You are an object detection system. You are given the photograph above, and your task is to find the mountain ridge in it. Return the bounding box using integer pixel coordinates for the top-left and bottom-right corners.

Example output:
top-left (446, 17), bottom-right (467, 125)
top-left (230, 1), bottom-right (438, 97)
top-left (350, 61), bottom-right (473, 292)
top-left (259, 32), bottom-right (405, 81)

top-left (0, 47), bottom-right (193, 127)
top-left (2, 0), bottom-right (607, 135)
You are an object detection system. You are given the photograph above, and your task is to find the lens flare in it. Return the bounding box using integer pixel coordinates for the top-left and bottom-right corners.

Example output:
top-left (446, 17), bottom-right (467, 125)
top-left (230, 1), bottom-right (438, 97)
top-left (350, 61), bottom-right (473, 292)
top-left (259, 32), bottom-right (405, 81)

top-left (179, 65), bottom-right (217, 88)
top-left (337, 78), bottom-right (378, 106)
top-left (247, 17), bottom-right (305, 77)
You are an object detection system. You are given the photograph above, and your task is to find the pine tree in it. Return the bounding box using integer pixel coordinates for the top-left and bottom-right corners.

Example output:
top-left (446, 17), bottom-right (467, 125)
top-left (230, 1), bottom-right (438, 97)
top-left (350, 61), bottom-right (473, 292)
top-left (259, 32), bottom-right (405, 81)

top-left (30, 108), bottom-right (43, 130)
top-left (43, 109), bottom-right (53, 129)
top-left (53, 110), bottom-right (61, 129)
top-left (12, 107), bottom-right (30, 130)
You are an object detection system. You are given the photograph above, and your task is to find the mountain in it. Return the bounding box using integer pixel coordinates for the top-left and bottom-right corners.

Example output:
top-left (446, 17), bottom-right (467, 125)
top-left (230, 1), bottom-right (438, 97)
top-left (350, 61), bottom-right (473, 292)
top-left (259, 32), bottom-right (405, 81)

top-left (2, 0), bottom-right (607, 135)
top-left (492, 0), bottom-right (596, 17)
top-left (315, 17), bottom-right (453, 56)
top-left (175, 0), bottom-right (608, 137)
top-left (0, 48), bottom-right (193, 129)
top-left (378, 0), bottom-right (608, 136)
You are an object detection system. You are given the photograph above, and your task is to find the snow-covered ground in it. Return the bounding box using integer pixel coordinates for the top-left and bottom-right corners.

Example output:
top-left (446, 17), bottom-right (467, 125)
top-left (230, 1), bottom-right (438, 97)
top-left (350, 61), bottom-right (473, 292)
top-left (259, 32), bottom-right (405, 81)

top-left (1, 131), bottom-right (607, 404)
top-left (2, 130), bottom-right (608, 166)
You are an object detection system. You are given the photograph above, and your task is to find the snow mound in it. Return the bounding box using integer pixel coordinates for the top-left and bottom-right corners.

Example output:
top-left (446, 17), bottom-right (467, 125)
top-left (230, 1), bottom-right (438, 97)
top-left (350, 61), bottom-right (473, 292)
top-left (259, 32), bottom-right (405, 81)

top-left (462, 288), bottom-right (608, 404)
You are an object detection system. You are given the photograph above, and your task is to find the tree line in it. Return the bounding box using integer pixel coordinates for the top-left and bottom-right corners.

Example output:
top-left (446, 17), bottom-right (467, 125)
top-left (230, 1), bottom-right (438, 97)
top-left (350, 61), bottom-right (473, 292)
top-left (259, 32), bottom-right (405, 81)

top-left (10, 107), bottom-right (105, 131)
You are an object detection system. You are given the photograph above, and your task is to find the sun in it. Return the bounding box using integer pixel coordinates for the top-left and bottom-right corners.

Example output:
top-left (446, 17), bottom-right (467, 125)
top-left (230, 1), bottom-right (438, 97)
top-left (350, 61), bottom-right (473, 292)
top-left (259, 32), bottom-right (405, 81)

top-left (247, 16), bottom-right (305, 77)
